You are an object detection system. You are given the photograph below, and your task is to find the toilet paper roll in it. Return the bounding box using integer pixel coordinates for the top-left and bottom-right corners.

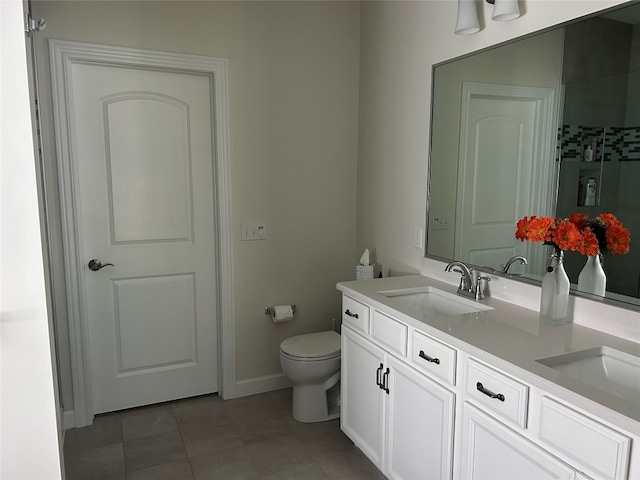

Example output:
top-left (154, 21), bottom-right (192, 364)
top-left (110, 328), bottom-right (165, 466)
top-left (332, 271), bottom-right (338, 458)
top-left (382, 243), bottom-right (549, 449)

top-left (272, 305), bottom-right (294, 322)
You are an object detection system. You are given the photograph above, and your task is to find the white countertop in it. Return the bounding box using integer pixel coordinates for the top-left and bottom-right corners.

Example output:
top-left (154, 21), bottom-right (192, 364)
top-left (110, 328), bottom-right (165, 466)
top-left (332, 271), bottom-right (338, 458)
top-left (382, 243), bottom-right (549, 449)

top-left (337, 274), bottom-right (640, 434)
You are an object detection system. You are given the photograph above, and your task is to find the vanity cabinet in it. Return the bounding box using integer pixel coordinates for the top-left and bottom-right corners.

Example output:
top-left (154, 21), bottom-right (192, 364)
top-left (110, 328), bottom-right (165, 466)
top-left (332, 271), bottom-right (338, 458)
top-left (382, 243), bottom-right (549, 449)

top-left (385, 355), bottom-right (454, 480)
top-left (462, 355), bottom-right (633, 479)
top-left (459, 357), bottom-right (577, 480)
top-left (532, 394), bottom-right (631, 480)
top-left (341, 299), bottom-right (455, 480)
top-left (459, 403), bottom-right (575, 479)
top-left (341, 325), bottom-right (386, 468)
top-left (339, 290), bottom-right (637, 480)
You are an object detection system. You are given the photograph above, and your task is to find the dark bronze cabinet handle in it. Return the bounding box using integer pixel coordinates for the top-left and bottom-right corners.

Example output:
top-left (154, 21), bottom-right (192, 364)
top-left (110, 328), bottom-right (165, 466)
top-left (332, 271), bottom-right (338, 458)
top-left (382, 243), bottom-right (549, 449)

top-left (382, 368), bottom-right (390, 394)
top-left (419, 350), bottom-right (440, 365)
top-left (344, 309), bottom-right (359, 319)
top-left (476, 382), bottom-right (505, 402)
top-left (376, 363), bottom-right (384, 388)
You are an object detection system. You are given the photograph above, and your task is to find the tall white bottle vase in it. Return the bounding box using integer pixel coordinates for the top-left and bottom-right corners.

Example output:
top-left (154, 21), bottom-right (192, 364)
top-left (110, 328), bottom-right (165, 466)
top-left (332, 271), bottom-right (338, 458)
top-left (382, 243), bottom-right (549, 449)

top-left (578, 254), bottom-right (606, 297)
top-left (539, 251), bottom-right (570, 326)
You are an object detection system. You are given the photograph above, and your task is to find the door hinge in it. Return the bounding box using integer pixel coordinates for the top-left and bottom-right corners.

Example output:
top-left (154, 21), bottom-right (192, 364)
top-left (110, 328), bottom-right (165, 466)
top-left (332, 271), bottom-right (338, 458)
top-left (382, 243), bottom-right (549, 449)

top-left (25, 13), bottom-right (46, 35)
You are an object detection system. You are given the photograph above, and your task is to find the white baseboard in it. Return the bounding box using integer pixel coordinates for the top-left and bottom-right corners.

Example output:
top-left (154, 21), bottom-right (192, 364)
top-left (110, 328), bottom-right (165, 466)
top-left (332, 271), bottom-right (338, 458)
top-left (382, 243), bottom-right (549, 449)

top-left (63, 409), bottom-right (76, 430)
top-left (235, 373), bottom-right (292, 398)
top-left (62, 376), bottom-right (291, 426)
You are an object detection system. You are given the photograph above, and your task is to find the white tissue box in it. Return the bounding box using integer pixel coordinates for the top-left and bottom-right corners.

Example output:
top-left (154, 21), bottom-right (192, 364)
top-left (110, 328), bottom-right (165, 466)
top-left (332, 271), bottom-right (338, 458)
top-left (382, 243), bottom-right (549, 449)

top-left (356, 265), bottom-right (374, 280)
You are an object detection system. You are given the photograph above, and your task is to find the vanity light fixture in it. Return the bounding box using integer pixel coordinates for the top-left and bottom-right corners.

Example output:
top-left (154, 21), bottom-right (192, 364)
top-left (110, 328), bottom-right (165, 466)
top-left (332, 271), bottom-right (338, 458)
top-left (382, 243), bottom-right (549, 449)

top-left (455, 0), bottom-right (521, 35)
top-left (455, 0), bottom-right (481, 35)
top-left (488, 0), bottom-right (521, 21)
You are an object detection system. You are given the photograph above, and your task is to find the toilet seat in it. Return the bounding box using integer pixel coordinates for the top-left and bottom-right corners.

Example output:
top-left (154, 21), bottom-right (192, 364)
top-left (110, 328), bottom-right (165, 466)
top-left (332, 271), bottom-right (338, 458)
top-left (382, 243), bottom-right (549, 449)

top-left (280, 331), bottom-right (340, 360)
top-left (280, 350), bottom-right (340, 362)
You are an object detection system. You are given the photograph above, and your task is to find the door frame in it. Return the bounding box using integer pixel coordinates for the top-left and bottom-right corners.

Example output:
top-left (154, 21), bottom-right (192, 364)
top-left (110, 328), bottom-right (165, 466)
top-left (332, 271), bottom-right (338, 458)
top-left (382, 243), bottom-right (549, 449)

top-left (49, 39), bottom-right (235, 427)
top-left (456, 82), bottom-right (557, 277)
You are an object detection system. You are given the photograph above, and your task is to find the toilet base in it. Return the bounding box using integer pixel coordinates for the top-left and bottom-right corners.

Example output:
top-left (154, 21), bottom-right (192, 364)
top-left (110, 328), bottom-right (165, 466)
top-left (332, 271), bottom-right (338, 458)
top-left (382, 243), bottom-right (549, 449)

top-left (291, 382), bottom-right (341, 423)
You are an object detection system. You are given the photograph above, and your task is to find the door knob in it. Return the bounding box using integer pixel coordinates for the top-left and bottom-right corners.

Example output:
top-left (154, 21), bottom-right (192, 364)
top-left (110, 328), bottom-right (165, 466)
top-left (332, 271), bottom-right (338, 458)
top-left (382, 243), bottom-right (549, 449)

top-left (88, 259), bottom-right (115, 271)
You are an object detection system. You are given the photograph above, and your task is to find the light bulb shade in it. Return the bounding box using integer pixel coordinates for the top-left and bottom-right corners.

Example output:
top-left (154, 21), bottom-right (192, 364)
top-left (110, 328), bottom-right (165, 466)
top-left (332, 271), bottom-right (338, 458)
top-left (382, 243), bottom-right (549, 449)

top-left (455, 0), bottom-right (480, 35)
top-left (491, 0), bottom-right (521, 21)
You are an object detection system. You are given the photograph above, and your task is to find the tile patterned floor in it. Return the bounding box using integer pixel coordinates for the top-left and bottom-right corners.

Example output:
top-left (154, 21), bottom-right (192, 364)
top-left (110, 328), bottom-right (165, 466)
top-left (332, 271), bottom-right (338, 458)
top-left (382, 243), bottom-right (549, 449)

top-left (63, 389), bottom-right (385, 480)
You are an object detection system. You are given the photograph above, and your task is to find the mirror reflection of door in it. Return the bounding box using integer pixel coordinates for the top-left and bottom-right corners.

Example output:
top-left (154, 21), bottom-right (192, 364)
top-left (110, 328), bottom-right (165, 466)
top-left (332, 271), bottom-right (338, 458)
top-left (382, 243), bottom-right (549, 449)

top-left (455, 83), bottom-right (557, 276)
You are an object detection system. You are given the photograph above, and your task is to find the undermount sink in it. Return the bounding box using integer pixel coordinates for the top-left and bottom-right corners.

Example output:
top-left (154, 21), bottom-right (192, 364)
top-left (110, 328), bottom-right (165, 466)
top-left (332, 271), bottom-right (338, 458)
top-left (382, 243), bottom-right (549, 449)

top-left (378, 286), bottom-right (493, 316)
top-left (537, 347), bottom-right (640, 405)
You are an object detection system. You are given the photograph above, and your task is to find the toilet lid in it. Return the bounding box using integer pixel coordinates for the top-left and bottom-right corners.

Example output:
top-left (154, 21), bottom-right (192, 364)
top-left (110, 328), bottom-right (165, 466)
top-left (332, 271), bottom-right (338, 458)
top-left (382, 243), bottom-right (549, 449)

top-left (280, 331), bottom-right (341, 359)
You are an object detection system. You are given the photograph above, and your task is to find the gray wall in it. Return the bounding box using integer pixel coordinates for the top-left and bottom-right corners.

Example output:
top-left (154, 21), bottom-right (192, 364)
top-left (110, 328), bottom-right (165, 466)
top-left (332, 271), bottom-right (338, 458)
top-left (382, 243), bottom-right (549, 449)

top-left (32, 0), bottom-right (361, 411)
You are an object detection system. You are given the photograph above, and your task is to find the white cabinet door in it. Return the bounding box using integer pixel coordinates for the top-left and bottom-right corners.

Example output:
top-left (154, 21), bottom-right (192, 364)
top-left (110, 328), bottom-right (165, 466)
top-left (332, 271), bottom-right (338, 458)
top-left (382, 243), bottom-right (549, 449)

top-left (386, 356), bottom-right (455, 480)
top-left (460, 403), bottom-right (575, 480)
top-left (341, 325), bottom-right (386, 469)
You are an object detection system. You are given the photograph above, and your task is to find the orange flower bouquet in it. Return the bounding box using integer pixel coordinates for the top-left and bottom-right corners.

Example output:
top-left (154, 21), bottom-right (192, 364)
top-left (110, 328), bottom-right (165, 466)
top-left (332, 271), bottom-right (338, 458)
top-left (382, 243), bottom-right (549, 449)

top-left (516, 213), bottom-right (629, 324)
top-left (515, 213), bottom-right (630, 257)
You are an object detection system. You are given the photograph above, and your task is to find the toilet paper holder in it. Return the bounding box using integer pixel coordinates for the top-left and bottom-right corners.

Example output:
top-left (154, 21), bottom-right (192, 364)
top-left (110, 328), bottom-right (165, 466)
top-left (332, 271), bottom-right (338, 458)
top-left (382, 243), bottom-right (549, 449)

top-left (265, 305), bottom-right (297, 316)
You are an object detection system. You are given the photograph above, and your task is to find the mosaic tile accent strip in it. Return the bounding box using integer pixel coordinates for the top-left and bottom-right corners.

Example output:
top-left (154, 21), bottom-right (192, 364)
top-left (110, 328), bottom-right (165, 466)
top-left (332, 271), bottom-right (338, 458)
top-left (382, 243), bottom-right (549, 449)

top-left (559, 124), bottom-right (583, 161)
top-left (606, 127), bottom-right (624, 161)
top-left (559, 125), bottom-right (640, 162)
top-left (623, 126), bottom-right (640, 161)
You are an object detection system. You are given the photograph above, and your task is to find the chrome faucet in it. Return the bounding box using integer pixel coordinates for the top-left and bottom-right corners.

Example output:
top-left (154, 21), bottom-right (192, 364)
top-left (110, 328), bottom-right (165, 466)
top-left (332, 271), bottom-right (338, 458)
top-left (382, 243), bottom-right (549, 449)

top-left (444, 261), bottom-right (490, 301)
top-left (501, 255), bottom-right (528, 274)
top-left (445, 261), bottom-right (474, 293)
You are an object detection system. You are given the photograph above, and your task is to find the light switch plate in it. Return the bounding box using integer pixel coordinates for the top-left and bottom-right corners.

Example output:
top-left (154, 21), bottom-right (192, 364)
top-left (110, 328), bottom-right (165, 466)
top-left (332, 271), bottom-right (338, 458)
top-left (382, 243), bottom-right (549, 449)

top-left (414, 227), bottom-right (424, 249)
top-left (241, 222), bottom-right (266, 241)
top-left (432, 216), bottom-right (449, 230)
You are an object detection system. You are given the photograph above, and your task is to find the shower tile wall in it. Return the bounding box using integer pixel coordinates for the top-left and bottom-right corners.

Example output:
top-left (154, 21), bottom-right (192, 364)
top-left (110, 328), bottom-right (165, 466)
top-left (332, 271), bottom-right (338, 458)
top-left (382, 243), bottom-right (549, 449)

top-left (556, 15), bottom-right (640, 297)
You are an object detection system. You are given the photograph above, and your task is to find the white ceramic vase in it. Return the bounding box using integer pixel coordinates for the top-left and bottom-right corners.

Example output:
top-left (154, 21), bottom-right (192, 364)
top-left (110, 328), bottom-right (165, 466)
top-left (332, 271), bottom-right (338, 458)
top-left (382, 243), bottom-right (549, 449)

top-left (578, 253), bottom-right (606, 297)
top-left (539, 251), bottom-right (570, 326)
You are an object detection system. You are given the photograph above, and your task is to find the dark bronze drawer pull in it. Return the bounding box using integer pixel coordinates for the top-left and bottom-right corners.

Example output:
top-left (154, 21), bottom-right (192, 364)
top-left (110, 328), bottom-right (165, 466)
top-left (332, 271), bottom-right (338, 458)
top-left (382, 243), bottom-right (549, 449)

top-left (418, 350), bottom-right (440, 365)
top-left (344, 309), bottom-right (359, 319)
top-left (476, 382), bottom-right (505, 402)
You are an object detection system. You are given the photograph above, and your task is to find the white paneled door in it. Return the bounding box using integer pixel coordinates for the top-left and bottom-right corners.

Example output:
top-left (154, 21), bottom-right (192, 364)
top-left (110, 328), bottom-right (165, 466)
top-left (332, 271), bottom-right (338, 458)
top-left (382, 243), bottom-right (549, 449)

top-left (455, 83), bottom-right (556, 276)
top-left (68, 61), bottom-right (219, 414)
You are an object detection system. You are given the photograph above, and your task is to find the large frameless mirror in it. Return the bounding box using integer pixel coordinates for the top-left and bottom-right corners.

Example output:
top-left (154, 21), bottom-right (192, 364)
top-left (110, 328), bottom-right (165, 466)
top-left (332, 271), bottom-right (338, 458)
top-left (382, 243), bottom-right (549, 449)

top-left (427, 2), bottom-right (640, 308)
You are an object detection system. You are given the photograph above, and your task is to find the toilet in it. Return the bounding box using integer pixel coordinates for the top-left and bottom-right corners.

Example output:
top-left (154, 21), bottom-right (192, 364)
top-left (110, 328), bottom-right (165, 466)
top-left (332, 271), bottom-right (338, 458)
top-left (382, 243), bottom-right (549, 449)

top-left (280, 330), bottom-right (341, 423)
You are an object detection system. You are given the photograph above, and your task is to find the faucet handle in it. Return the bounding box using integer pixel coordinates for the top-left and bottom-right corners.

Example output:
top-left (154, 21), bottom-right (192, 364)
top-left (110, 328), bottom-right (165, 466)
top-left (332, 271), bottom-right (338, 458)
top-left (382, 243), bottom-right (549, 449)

top-left (461, 267), bottom-right (475, 292)
top-left (475, 275), bottom-right (491, 300)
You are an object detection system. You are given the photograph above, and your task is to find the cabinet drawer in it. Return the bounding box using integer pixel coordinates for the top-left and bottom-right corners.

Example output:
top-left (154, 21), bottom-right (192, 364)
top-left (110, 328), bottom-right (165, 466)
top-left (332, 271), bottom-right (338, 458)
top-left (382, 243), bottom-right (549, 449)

top-left (342, 296), bottom-right (370, 334)
top-left (464, 357), bottom-right (529, 428)
top-left (537, 396), bottom-right (631, 480)
top-left (371, 311), bottom-right (407, 356)
top-left (410, 331), bottom-right (456, 386)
